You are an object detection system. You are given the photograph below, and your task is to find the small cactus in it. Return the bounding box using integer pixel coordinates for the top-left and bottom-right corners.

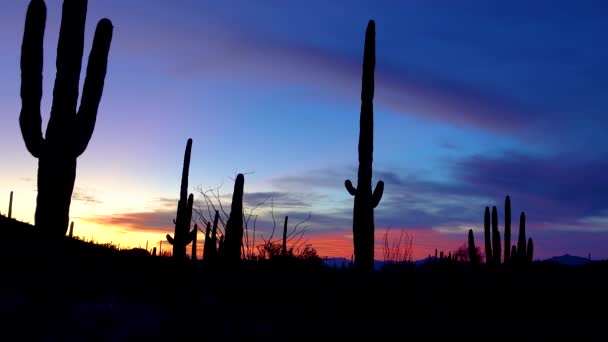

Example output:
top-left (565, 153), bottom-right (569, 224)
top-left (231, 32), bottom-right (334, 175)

top-left (191, 224), bottom-right (198, 261)
top-left (8, 191), bottom-right (13, 219)
top-left (203, 222), bottom-right (211, 260)
top-left (468, 229), bottom-right (479, 265)
top-left (504, 195), bottom-right (511, 265)
top-left (68, 221), bottom-right (74, 238)
top-left (491, 206), bottom-right (501, 265)
top-left (517, 212), bottom-right (527, 265)
top-left (484, 206), bottom-right (491, 263)
top-left (224, 174), bottom-right (244, 262)
top-left (527, 238), bottom-right (534, 264)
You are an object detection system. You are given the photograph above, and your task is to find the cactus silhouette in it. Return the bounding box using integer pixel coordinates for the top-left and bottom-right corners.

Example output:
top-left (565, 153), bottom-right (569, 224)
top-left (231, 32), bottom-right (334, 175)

top-left (527, 238), bottom-right (534, 264)
top-left (19, 0), bottom-right (113, 235)
top-left (491, 206), bottom-right (501, 265)
top-left (511, 245), bottom-right (517, 263)
top-left (282, 216), bottom-right (288, 256)
top-left (191, 224), bottom-right (198, 261)
top-left (468, 229), bottom-right (479, 265)
top-left (166, 139), bottom-right (196, 259)
top-left (517, 212), bottom-right (527, 264)
top-left (484, 206), bottom-right (491, 263)
top-left (504, 195), bottom-right (511, 265)
top-left (68, 221), bottom-right (74, 238)
top-left (151, 247), bottom-right (157, 257)
top-left (345, 20), bottom-right (384, 272)
top-left (224, 174), bottom-right (244, 262)
top-left (8, 191), bottom-right (13, 219)
top-left (210, 210), bottom-right (219, 259)
top-left (203, 222), bottom-right (211, 260)
top-left (218, 235), bottom-right (225, 258)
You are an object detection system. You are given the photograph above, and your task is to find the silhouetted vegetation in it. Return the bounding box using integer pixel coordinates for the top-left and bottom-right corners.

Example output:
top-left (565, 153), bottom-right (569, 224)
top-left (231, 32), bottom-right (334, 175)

top-left (223, 174), bottom-right (245, 262)
top-left (2, 3), bottom-right (606, 339)
top-left (345, 20), bottom-right (384, 272)
top-left (19, 0), bottom-right (113, 236)
top-left (484, 195), bottom-right (534, 267)
top-left (166, 138), bottom-right (196, 259)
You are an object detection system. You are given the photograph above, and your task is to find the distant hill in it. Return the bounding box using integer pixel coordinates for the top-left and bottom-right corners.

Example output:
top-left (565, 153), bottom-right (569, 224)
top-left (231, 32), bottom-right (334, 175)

top-left (324, 254), bottom-right (599, 269)
top-left (543, 254), bottom-right (592, 266)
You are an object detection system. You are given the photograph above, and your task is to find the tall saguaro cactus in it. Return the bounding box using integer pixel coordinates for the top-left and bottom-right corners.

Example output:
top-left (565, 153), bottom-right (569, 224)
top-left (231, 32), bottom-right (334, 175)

top-left (224, 174), bottom-right (244, 262)
top-left (166, 139), bottom-right (196, 259)
top-left (20, 0), bottom-right (113, 235)
top-left (504, 195), bottom-right (511, 264)
top-left (345, 20), bottom-right (384, 272)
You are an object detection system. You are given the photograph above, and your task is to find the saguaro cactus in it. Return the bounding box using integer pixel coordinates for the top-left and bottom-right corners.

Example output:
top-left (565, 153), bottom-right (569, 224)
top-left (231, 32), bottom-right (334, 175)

top-left (203, 222), bottom-right (211, 260)
top-left (224, 174), bottom-right (244, 262)
top-left (484, 206), bottom-right (491, 263)
top-left (468, 229), bottom-right (479, 265)
top-left (504, 195), bottom-right (511, 265)
top-left (68, 221), bottom-right (74, 238)
top-left (527, 238), bottom-right (534, 264)
top-left (517, 212), bottom-right (527, 264)
top-left (345, 20), bottom-right (384, 272)
top-left (191, 224), bottom-right (198, 261)
top-left (19, 0), bottom-right (113, 235)
top-left (491, 206), bottom-right (501, 265)
top-left (166, 139), bottom-right (196, 259)
top-left (210, 210), bottom-right (219, 259)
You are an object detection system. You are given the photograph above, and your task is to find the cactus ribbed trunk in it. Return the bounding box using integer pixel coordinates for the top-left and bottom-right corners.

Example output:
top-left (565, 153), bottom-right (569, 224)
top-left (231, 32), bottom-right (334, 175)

top-left (491, 206), bottom-right (501, 265)
top-left (345, 20), bottom-right (384, 272)
top-left (166, 139), bottom-right (196, 259)
top-left (504, 195), bottom-right (511, 265)
top-left (517, 212), bottom-right (527, 264)
top-left (224, 174), bottom-right (244, 262)
top-left (19, 0), bottom-right (113, 236)
top-left (484, 206), bottom-right (491, 264)
top-left (282, 216), bottom-right (288, 256)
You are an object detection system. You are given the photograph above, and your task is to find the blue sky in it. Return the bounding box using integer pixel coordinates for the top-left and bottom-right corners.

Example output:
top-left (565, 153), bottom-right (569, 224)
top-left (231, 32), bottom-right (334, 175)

top-left (1, 0), bottom-right (607, 259)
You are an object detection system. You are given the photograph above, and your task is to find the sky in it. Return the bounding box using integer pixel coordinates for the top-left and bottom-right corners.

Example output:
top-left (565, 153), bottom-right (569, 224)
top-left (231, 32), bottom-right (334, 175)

top-left (1, 0), bottom-right (608, 261)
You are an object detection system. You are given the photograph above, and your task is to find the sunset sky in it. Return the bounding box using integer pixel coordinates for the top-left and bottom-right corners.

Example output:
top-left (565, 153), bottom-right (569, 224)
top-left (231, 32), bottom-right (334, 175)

top-left (1, 0), bottom-right (607, 261)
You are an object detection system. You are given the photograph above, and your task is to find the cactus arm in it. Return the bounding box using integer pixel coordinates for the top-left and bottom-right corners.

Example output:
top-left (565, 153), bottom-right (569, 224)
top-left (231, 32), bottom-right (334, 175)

top-left (166, 234), bottom-right (174, 245)
top-left (75, 18), bottom-right (113, 156)
top-left (49, 0), bottom-right (87, 121)
top-left (186, 228), bottom-right (196, 245)
top-left (345, 179), bottom-right (357, 196)
top-left (371, 180), bottom-right (384, 208)
top-left (19, 0), bottom-right (46, 159)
